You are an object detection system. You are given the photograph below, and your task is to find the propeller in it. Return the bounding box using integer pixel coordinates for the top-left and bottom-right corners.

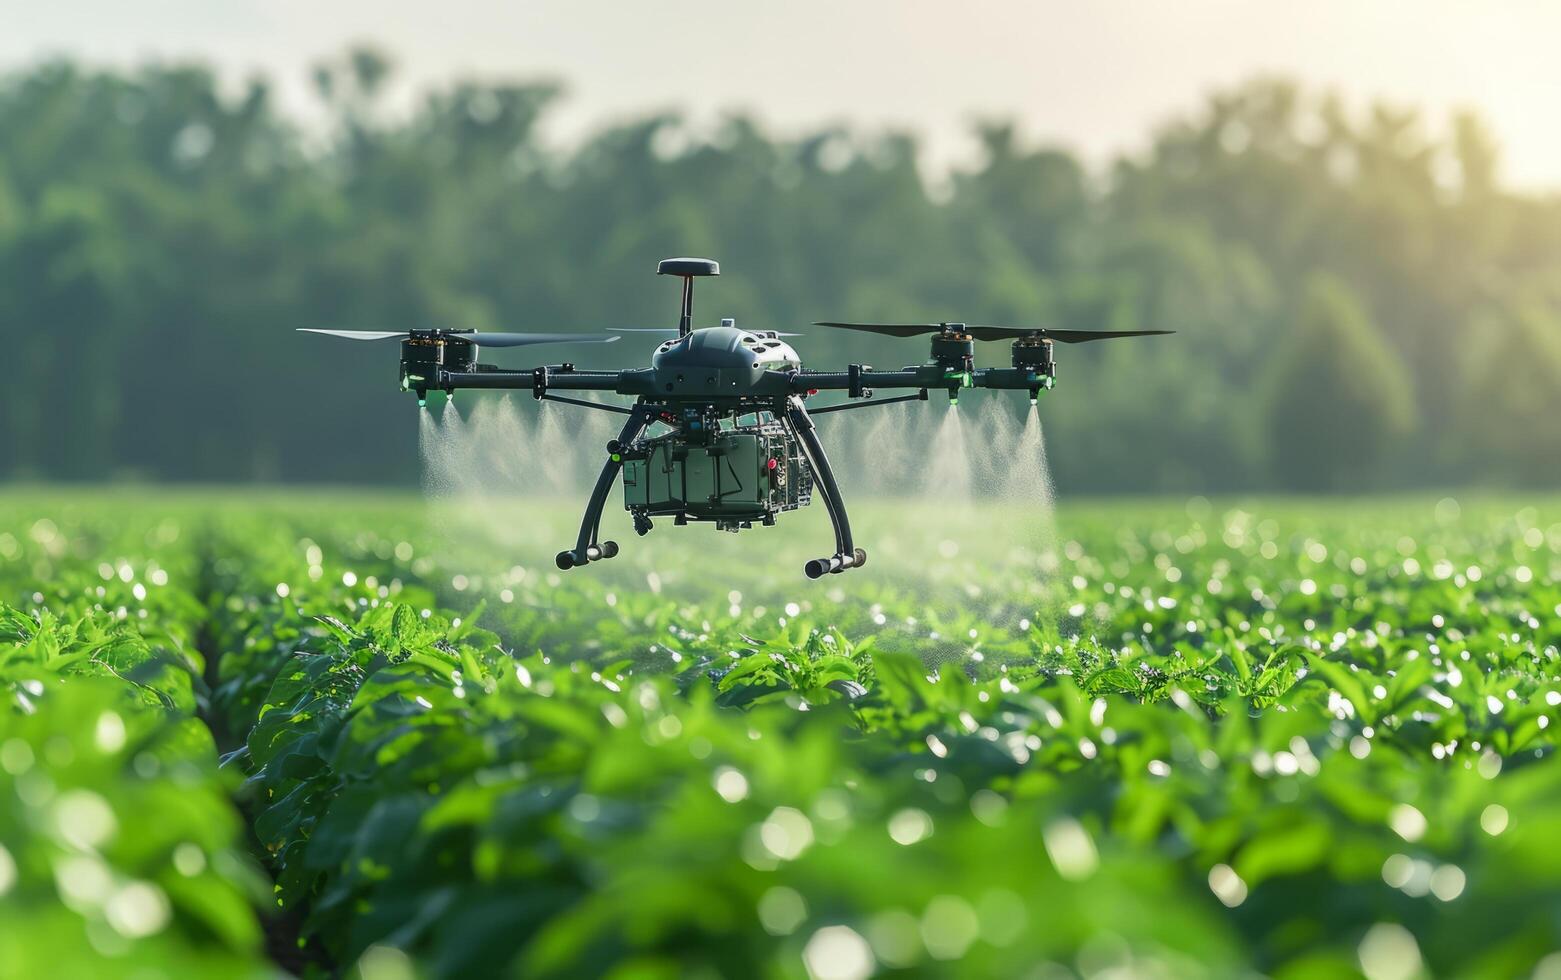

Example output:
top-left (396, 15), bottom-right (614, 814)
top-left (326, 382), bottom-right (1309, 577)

top-left (298, 329), bottom-right (621, 346)
top-left (812, 322), bottom-right (1172, 343)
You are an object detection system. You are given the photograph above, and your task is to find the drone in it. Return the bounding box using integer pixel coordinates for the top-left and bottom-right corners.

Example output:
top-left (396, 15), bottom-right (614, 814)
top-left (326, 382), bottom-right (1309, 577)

top-left (302, 257), bottom-right (1170, 578)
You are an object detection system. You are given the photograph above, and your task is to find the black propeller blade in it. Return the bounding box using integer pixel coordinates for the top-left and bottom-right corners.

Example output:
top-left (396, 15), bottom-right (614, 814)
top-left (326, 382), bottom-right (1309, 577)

top-left (812, 322), bottom-right (1173, 343)
top-left (297, 329), bottom-right (621, 346)
top-left (971, 326), bottom-right (1173, 343)
top-left (810, 322), bottom-right (934, 338)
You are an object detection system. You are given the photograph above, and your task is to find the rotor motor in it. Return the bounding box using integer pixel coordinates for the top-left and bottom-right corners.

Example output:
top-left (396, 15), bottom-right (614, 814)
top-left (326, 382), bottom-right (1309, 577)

top-left (1010, 336), bottom-right (1055, 373)
top-left (929, 331), bottom-right (976, 373)
top-left (929, 327), bottom-right (976, 401)
top-left (400, 332), bottom-right (476, 399)
top-left (1010, 336), bottom-right (1056, 402)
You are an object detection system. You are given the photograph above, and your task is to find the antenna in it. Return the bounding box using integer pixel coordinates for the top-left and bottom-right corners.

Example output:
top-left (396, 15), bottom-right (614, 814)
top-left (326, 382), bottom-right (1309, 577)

top-left (678, 275), bottom-right (694, 338)
top-left (656, 257), bottom-right (720, 338)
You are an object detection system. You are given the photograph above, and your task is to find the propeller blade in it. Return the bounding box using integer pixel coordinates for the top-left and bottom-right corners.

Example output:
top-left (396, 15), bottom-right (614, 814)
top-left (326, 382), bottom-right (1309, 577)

top-left (299, 328), bottom-right (622, 347)
top-left (467, 332), bottom-right (621, 347)
top-left (812, 322), bottom-right (1173, 343)
top-left (812, 322), bottom-right (943, 338)
top-left (297, 328), bottom-right (407, 341)
top-left (968, 326), bottom-right (1175, 343)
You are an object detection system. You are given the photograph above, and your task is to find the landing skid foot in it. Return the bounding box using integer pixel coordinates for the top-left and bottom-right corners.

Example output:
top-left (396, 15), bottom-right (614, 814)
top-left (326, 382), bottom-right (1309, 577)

top-left (556, 540), bottom-right (620, 571)
top-left (804, 548), bottom-right (867, 579)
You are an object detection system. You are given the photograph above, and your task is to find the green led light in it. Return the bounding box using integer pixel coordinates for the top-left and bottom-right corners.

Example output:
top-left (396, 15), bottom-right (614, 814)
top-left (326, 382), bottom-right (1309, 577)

top-left (610, 453), bottom-right (622, 462)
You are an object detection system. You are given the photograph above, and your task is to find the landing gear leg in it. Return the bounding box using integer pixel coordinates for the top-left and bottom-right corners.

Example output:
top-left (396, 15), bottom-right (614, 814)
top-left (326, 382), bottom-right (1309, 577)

top-left (786, 395), bottom-right (868, 579)
top-left (556, 404), bottom-right (653, 570)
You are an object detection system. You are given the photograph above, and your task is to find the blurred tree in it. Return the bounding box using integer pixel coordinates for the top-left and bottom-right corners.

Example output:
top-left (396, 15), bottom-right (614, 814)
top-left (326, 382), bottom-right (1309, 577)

top-left (0, 56), bottom-right (1556, 491)
top-left (1259, 275), bottom-right (1415, 490)
top-left (1457, 300), bottom-right (1561, 484)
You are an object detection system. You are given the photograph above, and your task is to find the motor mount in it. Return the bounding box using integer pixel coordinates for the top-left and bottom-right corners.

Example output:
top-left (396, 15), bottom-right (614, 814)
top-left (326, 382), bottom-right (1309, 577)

top-left (400, 331), bottom-right (476, 400)
top-left (929, 324), bottom-right (976, 402)
top-left (1010, 336), bottom-right (1055, 373)
top-left (929, 326), bottom-right (976, 373)
top-left (1009, 336), bottom-right (1057, 402)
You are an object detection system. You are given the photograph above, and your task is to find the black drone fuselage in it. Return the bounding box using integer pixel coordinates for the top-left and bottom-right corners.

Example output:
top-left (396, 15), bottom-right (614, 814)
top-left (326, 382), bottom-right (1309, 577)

top-left (307, 255), bottom-right (1168, 579)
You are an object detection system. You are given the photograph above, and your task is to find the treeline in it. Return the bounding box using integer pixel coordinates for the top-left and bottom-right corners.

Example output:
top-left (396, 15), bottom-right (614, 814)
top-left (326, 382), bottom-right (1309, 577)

top-left (2, 49), bottom-right (1559, 491)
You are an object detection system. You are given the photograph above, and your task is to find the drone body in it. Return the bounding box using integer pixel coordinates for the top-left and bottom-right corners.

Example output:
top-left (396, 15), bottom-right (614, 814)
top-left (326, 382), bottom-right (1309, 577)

top-left (303, 256), bottom-right (1170, 578)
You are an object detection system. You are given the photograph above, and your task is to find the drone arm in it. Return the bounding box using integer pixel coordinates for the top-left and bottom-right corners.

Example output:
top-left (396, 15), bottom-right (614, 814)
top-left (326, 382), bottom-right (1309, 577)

top-left (797, 368), bottom-right (1053, 392)
top-left (791, 364), bottom-right (1053, 405)
top-left (973, 367), bottom-right (1053, 390)
top-left (790, 367), bottom-right (937, 392)
top-left (434, 366), bottom-right (653, 396)
top-left (972, 367), bottom-right (1056, 403)
top-left (540, 370), bottom-right (646, 393)
top-left (437, 369), bottom-right (618, 390)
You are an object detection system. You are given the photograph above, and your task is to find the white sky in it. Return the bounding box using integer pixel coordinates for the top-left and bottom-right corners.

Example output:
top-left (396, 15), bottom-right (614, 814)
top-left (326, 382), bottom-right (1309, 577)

top-left (6, 0), bottom-right (1560, 187)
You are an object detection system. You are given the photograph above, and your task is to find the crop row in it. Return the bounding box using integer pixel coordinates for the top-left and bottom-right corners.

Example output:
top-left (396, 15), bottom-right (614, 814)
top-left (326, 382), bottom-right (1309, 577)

top-left (3, 494), bottom-right (1560, 977)
top-left (0, 505), bottom-right (270, 977)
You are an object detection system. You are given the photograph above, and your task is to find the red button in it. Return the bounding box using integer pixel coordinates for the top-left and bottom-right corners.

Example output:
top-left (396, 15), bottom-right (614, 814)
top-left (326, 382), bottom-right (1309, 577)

top-left (767, 458), bottom-right (778, 471)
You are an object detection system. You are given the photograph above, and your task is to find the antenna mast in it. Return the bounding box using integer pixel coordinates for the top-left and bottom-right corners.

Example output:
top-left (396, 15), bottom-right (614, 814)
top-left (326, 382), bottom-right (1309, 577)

top-left (655, 257), bottom-right (721, 339)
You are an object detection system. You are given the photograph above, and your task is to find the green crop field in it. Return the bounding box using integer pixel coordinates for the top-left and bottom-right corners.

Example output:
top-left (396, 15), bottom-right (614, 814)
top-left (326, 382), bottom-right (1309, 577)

top-left (1, 490), bottom-right (1558, 979)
